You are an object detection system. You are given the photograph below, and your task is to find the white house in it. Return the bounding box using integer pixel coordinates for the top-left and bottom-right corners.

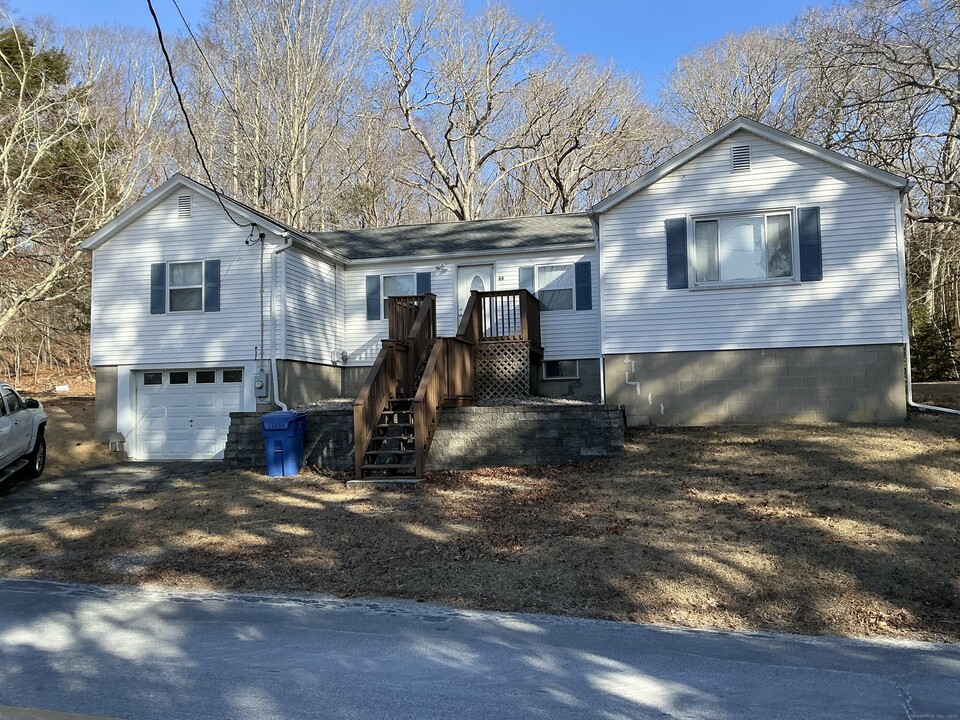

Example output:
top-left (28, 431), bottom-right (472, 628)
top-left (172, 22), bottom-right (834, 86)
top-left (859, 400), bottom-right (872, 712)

top-left (82, 117), bottom-right (909, 461)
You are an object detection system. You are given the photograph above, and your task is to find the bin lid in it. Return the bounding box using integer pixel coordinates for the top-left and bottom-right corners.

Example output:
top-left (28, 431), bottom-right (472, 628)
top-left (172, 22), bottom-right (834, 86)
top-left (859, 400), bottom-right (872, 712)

top-left (260, 410), bottom-right (305, 430)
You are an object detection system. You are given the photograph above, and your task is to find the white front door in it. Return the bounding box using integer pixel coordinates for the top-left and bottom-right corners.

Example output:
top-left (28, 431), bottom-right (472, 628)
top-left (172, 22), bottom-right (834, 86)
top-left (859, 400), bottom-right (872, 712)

top-left (135, 369), bottom-right (244, 460)
top-left (457, 264), bottom-right (494, 316)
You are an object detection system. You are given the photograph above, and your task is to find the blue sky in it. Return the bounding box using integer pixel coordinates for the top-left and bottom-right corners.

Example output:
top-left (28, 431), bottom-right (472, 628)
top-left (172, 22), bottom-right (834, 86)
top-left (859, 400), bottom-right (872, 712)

top-left (21, 0), bottom-right (830, 93)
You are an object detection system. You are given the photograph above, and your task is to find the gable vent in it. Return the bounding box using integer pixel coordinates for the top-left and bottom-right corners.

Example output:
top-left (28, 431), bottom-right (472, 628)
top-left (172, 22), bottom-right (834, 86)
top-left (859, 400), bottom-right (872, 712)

top-left (178, 194), bottom-right (192, 217)
top-left (731, 145), bottom-right (751, 173)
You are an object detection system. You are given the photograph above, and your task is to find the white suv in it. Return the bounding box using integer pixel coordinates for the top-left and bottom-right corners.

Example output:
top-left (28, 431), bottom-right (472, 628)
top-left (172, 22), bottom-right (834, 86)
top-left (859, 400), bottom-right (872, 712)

top-left (0, 382), bottom-right (47, 481)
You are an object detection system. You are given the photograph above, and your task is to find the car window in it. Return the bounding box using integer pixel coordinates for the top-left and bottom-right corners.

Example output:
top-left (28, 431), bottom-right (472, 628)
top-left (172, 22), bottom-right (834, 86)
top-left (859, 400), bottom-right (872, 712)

top-left (1, 387), bottom-right (23, 414)
top-left (0, 390), bottom-right (6, 417)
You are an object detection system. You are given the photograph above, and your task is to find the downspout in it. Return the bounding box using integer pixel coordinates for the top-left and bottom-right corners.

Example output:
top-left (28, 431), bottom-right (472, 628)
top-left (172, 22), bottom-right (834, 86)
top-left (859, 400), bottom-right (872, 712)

top-left (896, 188), bottom-right (960, 416)
top-left (589, 209), bottom-right (606, 405)
top-left (271, 232), bottom-right (294, 411)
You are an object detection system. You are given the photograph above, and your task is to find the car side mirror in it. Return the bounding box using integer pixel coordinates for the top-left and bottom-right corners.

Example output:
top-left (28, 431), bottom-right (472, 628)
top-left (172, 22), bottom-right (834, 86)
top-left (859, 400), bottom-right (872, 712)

top-left (24, 398), bottom-right (40, 409)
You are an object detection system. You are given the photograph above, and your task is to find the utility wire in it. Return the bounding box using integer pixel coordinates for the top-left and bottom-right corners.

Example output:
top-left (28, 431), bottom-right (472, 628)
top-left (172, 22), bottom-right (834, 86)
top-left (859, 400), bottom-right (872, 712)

top-left (147, 0), bottom-right (260, 240)
top-left (170, 0), bottom-right (245, 126)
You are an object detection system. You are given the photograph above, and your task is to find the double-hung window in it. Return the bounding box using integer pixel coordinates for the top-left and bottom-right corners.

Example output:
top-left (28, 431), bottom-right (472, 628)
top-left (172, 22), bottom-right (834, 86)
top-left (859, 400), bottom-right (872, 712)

top-left (382, 273), bottom-right (416, 317)
top-left (536, 264), bottom-right (575, 311)
top-left (150, 259), bottom-right (220, 314)
top-left (693, 211), bottom-right (794, 285)
top-left (519, 261), bottom-right (592, 312)
top-left (168, 261), bottom-right (204, 312)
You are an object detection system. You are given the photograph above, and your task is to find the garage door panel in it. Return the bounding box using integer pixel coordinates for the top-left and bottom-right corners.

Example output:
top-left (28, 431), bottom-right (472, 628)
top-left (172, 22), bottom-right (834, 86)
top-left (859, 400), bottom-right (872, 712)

top-left (135, 369), bottom-right (244, 460)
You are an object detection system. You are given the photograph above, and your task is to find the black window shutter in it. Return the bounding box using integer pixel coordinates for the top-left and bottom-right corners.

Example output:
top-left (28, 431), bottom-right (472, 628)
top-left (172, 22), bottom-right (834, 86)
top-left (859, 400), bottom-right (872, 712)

top-left (416, 271), bottom-right (431, 295)
top-left (204, 259), bottom-right (221, 312)
top-left (665, 217), bottom-right (688, 289)
top-left (575, 261), bottom-right (592, 311)
top-left (798, 207), bottom-right (822, 281)
top-left (519, 266), bottom-right (535, 294)
top-left (365, 275), bottom-right (381, 321)
top-left (150, 263), bottom-right (166, 314)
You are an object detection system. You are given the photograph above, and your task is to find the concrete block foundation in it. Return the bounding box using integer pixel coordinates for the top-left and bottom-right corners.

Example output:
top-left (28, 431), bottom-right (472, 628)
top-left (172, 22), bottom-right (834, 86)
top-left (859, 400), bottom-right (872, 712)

top-left (606, 344), bottom-right (906, 425)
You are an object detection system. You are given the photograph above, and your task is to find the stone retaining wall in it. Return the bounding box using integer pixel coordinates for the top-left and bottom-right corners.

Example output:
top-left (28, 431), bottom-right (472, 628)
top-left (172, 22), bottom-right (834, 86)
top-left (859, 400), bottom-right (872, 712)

top-left (427, 405), bottom-right (624, 471)
top-left (225, 403), bottom-right (625, 474)
top-left (224, 408), bottom-right (354, 472)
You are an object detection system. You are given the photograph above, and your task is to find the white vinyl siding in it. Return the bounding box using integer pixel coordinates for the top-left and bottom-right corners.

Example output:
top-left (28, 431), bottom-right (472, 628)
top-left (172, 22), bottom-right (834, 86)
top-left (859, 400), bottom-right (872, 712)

top-left (343, 249), bottom-right (600, 364)
top-left (344, 262), bottom-right (456, 364)
top-left (90, 192), bottom-right (272, 366)
top-left (495, 250), bottom-right (600, 361)
top-left (284, 248), bottom-right (343, 365)
top-left (599, 131), bottom-right (905, 355)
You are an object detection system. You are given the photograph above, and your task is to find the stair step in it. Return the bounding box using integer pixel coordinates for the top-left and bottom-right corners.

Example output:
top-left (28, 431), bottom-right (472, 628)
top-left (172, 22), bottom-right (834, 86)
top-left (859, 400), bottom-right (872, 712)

top-left (365, 449), bottom-right (414, 457)
top-left (371, 435), bottom-right (414, 443)
top-left (376, 422), bottom-right (413, 429)
top-left (361, 463), bottom-right (416, 471)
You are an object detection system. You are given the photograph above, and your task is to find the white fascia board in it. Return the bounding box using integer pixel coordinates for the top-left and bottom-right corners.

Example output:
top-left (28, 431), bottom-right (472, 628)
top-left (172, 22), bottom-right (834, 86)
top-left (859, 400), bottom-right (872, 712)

top-left (591, 117), bottom-right (909, 215)
top-left (345, 241), bottom-right (597, 267)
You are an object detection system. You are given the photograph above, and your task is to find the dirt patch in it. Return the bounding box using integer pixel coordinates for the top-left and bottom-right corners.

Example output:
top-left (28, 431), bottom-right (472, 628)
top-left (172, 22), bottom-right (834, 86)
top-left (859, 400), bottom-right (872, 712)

top-left (2, 412), bottom-right (959, 643)
top-left (913, 381), bottom-right (960, 409)
top-left (35, 395), bottom-right (117, 477)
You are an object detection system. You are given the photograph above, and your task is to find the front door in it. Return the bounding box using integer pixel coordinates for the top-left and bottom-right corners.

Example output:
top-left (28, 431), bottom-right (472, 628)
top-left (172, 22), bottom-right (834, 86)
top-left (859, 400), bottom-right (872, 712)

top-left (457, 264), bottom-right (494, 316)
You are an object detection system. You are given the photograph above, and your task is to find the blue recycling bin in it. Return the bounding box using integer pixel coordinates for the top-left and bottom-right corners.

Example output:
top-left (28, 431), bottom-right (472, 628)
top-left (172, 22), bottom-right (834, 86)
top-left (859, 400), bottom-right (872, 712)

top-left (260, 411), bottom-right (307, 476)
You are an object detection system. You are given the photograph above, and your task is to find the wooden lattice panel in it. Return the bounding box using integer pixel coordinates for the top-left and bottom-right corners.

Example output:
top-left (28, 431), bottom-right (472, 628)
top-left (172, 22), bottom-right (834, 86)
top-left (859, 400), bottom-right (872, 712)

top-left (476, 341), bottom-right (533, 399)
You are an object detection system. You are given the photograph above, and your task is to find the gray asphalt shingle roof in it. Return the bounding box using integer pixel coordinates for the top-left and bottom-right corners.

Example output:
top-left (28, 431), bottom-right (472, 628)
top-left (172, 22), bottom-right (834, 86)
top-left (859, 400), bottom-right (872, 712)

top-left (305, 213), bottom-right (595, 260)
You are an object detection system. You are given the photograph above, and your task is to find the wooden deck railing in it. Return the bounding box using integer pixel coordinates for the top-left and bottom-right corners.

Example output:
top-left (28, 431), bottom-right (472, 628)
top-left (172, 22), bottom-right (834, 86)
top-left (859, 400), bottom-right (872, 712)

top-left (388, 295), bottom-right (423, 342)
top-left (353, 340), bottom-right (399, 479)
top-left (457, 289), bottom-right (541, 346)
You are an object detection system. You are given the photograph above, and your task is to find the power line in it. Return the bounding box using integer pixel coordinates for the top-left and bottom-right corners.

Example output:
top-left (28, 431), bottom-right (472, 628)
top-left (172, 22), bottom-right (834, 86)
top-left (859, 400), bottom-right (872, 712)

top-left (146, 0), bottom-right (260, 239)
top-left (170, 0), bottom-right (245, 125)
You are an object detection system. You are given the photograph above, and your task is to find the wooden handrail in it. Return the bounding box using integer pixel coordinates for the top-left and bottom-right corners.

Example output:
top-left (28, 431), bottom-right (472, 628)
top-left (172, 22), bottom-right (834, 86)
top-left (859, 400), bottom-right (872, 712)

top-left (353, 340), bottom-right (398, 478)
top-left (412, 339), bottom-right (448, 478)
top-left (455, 291), bottom-right (481, 344)
top-left (404, 294), bottom-right (436, 395)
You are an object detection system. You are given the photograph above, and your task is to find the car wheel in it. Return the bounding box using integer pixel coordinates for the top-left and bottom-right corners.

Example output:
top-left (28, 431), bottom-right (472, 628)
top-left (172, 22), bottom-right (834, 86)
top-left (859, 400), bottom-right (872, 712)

top-left (24, 434), bottom-right (45, 479)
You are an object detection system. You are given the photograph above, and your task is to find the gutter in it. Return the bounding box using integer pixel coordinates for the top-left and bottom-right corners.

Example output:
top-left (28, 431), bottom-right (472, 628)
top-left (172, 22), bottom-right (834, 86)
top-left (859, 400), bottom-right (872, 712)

top-left (271, 232), bottom-right (294, 411)
top-left (905, 338), bottom-right (960, 416)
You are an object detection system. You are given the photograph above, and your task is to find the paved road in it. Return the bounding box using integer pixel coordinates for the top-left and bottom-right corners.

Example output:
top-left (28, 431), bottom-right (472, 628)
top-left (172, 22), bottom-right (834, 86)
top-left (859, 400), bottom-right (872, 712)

top-left (0, 579), bottom-right (958, 720)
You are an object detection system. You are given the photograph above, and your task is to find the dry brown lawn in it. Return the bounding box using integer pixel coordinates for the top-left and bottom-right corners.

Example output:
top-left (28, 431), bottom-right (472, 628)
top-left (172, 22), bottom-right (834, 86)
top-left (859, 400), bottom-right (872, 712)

top-left (2, 394), bottom-right (959, 643)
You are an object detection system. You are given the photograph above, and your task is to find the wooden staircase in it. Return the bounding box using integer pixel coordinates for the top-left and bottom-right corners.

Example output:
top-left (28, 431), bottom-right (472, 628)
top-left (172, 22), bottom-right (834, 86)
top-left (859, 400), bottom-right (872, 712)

top-left (360, 398), bottom-right (417, 479)
top-left (353, 290), bottom-right (541, 481)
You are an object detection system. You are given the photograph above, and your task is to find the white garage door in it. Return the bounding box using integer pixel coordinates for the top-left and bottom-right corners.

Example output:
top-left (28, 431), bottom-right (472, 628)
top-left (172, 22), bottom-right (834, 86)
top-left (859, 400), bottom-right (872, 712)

top-left (135, 368), bottom-right (244, 460)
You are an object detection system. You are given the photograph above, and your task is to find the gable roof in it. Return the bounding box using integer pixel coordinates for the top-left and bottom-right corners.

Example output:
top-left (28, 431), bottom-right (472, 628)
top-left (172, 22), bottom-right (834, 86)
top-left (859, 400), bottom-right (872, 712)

top-left (306, 214), bottom-right (595, 261)
top-left (80, 174), bottom-right (345, 262)
top-left (591, 117), bottom-right (909, 215)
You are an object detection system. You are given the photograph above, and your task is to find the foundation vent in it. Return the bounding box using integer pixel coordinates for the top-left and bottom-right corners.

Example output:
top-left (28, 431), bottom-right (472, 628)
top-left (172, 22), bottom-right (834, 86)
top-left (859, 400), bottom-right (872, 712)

top-left (731, 145), bottom-right (751, 173)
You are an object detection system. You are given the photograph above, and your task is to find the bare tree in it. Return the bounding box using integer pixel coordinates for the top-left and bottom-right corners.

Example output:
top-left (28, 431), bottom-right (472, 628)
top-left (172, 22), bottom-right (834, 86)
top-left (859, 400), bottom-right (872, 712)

top-left (368, 0), bottom-right (556, 220)
top-left (504, 55), bottom-right (671, 214)
top-left (174, 0), bottom-right (362, 230)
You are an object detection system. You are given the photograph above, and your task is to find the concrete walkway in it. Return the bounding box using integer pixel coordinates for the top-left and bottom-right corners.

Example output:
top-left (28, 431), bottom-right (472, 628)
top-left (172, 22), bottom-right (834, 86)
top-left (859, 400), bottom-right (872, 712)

top-left (0, 579), bottom-right (958, 719)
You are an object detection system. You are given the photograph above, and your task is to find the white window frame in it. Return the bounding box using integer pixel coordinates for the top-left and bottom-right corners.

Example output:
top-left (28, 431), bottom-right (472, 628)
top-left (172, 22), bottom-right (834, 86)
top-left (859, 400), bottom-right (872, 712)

top-left (534, 263), bottom-right (575, 312)
top-left (542, 359), bottom-right (580, 381)
top-left (381, 272), bottom-right (417, 317)
top-left (167, 260), bottom-right (204, 313)
top-left (689, 208), bottom-right (800, 290)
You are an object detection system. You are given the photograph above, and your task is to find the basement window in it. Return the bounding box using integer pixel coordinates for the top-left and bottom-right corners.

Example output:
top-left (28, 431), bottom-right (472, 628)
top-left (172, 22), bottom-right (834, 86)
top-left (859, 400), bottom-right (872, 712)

top-left (543, 360), bottom-right (579, 380)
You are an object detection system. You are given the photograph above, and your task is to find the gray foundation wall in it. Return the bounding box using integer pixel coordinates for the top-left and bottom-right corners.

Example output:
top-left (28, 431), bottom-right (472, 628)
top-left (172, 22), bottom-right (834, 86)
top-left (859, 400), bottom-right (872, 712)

top-left (537, 359), bottom-right (602, 402)
top-left (427, 405), bottom-right (624, 470)
top-left (93, 366), bottom-right (118, 442)
top-left (276, 360), bottom-right (342, 406)
top-left (606, 344), bottom-right (906, 425)
top-left (341, 366), bottom-right (372, 398)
